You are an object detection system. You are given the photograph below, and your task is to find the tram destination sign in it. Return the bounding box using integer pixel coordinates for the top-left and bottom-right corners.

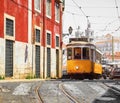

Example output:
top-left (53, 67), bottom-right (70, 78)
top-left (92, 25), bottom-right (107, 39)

top-left (69, 37), bottom-right (89, 43)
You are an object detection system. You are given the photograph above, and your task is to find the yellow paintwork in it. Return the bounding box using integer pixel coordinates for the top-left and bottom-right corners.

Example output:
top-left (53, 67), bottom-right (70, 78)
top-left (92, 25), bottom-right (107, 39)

top-left (67, 60), bottom-right (92, 74)
top-left (67, 60), bottom-right (102, 75)
top-left (93, 63), bottom-right (103, 74)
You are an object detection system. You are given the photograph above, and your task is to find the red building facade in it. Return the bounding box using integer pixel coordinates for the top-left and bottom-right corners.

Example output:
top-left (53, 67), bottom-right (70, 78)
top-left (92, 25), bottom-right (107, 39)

top-left (0, 0), bottom-right (64, 79)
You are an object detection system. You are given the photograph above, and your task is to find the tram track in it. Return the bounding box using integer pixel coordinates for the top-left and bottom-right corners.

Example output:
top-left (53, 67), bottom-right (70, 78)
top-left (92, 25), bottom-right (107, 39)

top-left (59, 83), bottom-right (80, 103)
top-left (103, 82), bottom-right (120, 94)
top-left (35, 81), bottom-right (81, 103)
top-left (34, 80), bottom-right (120, 103)
top-left (35, 82), bottom-right (44, 103)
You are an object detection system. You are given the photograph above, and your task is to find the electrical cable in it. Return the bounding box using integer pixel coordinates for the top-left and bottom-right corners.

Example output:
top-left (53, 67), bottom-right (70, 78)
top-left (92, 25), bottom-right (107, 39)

top-left (114, 0), bottom-right (120, 31)
top-left (11, 0), bottom-right (34, 13)
top-left (65, 4), bottom-right (118, 9)
top-left (71, 0), bottom-right (87, 17)
top-left (115, 0), bottom-right (120, 19)
top-left (64, 10), bottom-right (119, 18)
top-left (66, 0), bottom-right (120, 34)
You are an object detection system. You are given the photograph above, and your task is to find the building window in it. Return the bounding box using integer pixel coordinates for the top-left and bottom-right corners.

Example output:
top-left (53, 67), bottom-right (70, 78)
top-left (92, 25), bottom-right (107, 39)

top-left (35, 28), bottom-right (40, 43)
top-left (55, 2), bottom-right (60, 22)
top-left (46, 0), bottom-right (51, 18)
top-left (47, 32), bottom-right (51, 45)
top-left (6, 18), bottom-right (14, 36)
top-left (56, 36), bottom-right (59, 47)
top-left (34, 0), bottom-right (41, 12)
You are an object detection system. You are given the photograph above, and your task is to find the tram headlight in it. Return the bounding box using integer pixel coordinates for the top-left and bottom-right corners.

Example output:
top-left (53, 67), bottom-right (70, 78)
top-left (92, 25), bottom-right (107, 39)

top-left (75, 66), bottom-right (79, 70)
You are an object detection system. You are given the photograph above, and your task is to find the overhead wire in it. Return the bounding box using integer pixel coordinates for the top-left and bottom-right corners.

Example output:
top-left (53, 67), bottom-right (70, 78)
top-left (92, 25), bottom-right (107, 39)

top-left (114, 0), bottom-right (120, 32)
top-left (71, 0), bottom-right (90, 32)
top-left (103, 19), bottom-right (119, 31)
top-left (64, 10), bottom-right (118, 18)
top-left (11, 0), bottom-right (34, 13)
top-left (65, 4), bottom-right (118, 9)
top-left (71, 0), bottom-right (87, 17)
top-left (115, 0), bottom-right (120, 18)
top-left (72, 14), bottom-right (77, 28)
top-left (67, 0), bottom-right (120, 33)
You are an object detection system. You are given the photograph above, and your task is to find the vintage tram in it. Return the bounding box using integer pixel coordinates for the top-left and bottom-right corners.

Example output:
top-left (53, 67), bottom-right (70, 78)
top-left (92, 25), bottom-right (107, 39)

top-left (65, 37), bottom-right (103, 79)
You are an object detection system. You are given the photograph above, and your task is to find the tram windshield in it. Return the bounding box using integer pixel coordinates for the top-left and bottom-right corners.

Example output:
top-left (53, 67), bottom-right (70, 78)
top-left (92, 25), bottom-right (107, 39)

top-left (91, 49), bottom-right (95, 62)
top-left (83, 48), bottom-right (89, 59)
top-left (67, 48), bottom-right (72, 60)
top-left (67, 47), bottom-right (94, 60)
top-left (74, 48), bottom-right (81, 59)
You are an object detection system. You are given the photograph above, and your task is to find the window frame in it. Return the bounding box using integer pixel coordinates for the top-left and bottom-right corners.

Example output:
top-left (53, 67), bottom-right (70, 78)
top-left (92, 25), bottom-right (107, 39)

top-left (82, 47), bottom-right (90, 60)
top-left (35, 26), bottom-right (41, 45)
top-left (34, 0), bottom-right (41, 13)
top-left (4, 13), bottom-right (15, 41)
top-left (46, 0), bottom-right (52, 18)
top-left (56, 34), bottom-right (60, 48)
top-left (46, 30), bottom-right (52, 47)
top-left (67, 48), bottom-right (72, 60)
top-left (55, 2), bottom-right (60, 23)
top-left (74, 47), bottom-right (82, 59)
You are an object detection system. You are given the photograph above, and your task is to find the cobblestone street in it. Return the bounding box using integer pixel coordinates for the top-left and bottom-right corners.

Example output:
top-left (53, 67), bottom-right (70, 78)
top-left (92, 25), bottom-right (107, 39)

top-left (0, 79), bottom-right (120, 103)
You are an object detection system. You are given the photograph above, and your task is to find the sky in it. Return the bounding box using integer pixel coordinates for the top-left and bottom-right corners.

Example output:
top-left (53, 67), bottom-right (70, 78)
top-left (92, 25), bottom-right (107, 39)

top-left (62, 0), bottom-right (120, 37)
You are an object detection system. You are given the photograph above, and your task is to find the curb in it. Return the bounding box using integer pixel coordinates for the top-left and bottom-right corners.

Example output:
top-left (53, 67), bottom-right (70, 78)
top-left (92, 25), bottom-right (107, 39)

top-left (0, 79), bottom-right (45, 83)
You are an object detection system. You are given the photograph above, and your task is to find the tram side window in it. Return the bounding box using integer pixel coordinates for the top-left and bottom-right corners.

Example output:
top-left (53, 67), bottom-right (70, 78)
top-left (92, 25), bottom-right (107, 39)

top-left (74, 48), bottom-right (81, 59)
top-left (67, 48), bottom-right (72, 60)
top-left (83, 48), bottom-right (89, 59)
top-left (96, 52), bottom-right (101, 63)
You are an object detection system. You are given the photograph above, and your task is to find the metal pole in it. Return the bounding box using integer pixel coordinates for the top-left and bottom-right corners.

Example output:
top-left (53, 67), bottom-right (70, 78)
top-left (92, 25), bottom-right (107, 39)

top-left (112, 36), bottom-right (114, 62)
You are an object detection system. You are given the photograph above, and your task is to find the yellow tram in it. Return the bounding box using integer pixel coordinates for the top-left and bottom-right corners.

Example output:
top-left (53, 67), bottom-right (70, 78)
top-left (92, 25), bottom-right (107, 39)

top-left (66, 38), bottom-right (103, 79)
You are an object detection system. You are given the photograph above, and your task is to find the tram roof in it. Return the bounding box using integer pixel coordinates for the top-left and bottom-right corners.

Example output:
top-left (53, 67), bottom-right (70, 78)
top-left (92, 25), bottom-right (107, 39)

top-left (67, 37), bottom-right (95, 47)
top-left (67, 41), bottom-right (94, 46)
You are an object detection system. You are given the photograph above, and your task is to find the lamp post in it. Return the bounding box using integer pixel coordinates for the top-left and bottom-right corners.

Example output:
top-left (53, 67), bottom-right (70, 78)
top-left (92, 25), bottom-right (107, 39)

top-left (112, 36), bottom-right (114, 62)
top-left (68, 26), bottom-right (73, 35)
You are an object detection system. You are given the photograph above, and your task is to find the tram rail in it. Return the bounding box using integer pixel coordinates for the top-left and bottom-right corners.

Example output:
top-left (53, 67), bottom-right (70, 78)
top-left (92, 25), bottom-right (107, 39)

top-left (59, 83), bottom-right (80, 103)
top-left (34, 80), bottom-right (120, 103)
top-left (35, 83), bottom-right (44, 103)
top-left (103, 82), bottom-right (120, 94)
top-left (35, 81), bottom-right (81, 103)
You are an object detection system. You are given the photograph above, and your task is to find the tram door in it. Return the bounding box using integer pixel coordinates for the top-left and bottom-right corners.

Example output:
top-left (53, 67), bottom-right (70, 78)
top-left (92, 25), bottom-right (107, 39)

top-left (47, 48), bottom-right (51, 78)
top-left (5, 40), bottom-right (13, 77)
top-left (56, 49), bottom-right (59, 77)
top-left (35, 46), bottom-right (40, 78)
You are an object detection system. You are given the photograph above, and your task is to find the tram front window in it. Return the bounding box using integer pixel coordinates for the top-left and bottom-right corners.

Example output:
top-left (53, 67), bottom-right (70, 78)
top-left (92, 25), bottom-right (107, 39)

top-left (83, 48), bottom-right (89, 59)
top-left (67, 48), bottom-right (72, 60)
top-left (74, 48), bottom-right (81, 59)
top-left (91, 49), bottom-right (95, 61)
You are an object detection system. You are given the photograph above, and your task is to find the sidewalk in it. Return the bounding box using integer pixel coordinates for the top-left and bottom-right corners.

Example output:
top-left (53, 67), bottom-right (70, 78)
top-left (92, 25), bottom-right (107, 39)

top-left (0, 78), bottom-right (45, 83)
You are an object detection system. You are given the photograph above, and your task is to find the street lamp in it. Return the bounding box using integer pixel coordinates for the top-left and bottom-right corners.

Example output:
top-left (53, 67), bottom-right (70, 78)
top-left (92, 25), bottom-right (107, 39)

top-left (112, 36), bottom-right (114, 62)
top-left (68, 26), bottom-right (73, 35)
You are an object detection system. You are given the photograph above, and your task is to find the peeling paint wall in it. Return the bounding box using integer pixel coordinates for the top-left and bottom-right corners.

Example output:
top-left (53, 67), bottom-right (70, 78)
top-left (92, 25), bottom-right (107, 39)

top-left (14, 42), bottom-right (32, 78)
top-left (0, 38), bottom-right (5, 76)
top-left (51, 48), bottom-right (56, 78)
